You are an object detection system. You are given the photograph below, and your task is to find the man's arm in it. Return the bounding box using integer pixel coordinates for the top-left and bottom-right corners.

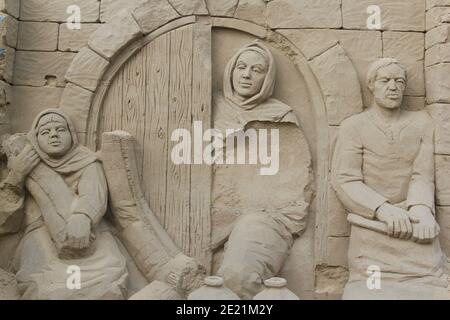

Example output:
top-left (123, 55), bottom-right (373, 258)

top-left (331, 120), bottom-right (388, 220)
top-left (406, 117), bottom-right (439, 242)
top-left (407, 120), bottom-right (435, 214)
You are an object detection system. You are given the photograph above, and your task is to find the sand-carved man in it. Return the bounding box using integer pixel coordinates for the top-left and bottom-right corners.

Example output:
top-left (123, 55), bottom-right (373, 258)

top-left (0, 109), bottom-right (128, 299)
top-left (212, 42), bottom-right (313, 299)
top-left (332, 58), bottom-right (449, 299)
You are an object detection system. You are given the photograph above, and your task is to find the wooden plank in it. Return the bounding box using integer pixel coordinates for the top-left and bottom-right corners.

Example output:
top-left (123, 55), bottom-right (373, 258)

top-left (142, 33), bottom-right (171, 226)
top-left (165, 25), bottom-right (193, 255)
top-left (121, 49), bottom-right (146, 179)
top-left (99, 70), bottom-right (123, 143)
top-left (190, 22), bottom-right (212, 271)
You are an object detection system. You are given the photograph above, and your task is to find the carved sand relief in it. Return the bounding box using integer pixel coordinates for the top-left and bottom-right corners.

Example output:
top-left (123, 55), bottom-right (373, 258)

top-left (332, 59), bottom-right (449, 299)
top-left (2, 0), bottom-right (441, 299)
top-left (97, 23), bottom-right (317, 299)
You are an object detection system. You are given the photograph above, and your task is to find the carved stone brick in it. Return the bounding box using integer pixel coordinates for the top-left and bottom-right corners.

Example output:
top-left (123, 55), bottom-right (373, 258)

top-left (267, 0), bottom-right (342, 29)
top-left (168, 0), bottom-right (208, 15)
top-left (425, 24), bottom-right (450, 49)
top-left (427, 0), bottom-right (450, 10)
top-left (132, 0), bottom-right (180, 34)
top-left (58, 23), bottom-right (100, 52)
top-left (17, 22), bottom-right (58, 51)
top-left (100, 0), bottom-right (148, 23)
top-left (426, 63), bottom-right (450, 104)
top-left (59, 83), bottom-right (94, 133)
top-left (427, 103), bottom-right (450, 155)
top-left (436, 155), bottom-right (450, 206)
top-left (65, 47), bottom-right (109, 91)
top-left (10, 86), bottom-right (63, 132)
top-left (13, 51), bottom-right (75, 87)
top-left (20, 0), bottom-right (100, 23)
top-left (427, 7), bottom-right (450, 31)
top-left (426, 43), bottom-right (450, 66)
top-left (205, 0), bottom-right (238, 16)
top-left (5, 0), bottom-right (19, 19)
top-left (342, 0), bottom-right (425, 31)
top-left (309, 44), bottom-right (363, 125)
top-left (89, 10), bottom-right (142, 60)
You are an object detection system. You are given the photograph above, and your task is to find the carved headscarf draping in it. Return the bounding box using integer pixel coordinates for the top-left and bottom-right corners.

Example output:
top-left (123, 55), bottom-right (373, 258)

top-left (223, 42), bottom-right (277, 110)
top-left (214, 41), bottom-right (298, 133)
top-left (27, 108), bottom-right (97, 174)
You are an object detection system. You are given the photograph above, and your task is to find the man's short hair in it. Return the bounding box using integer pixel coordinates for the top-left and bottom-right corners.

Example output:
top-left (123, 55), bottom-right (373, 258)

top-left (366, 58), bottom-right (407, 91)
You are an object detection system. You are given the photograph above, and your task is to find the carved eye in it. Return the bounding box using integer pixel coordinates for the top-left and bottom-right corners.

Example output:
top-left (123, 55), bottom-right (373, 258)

top-left (252, 67), bottom-right (263, 73)
top-left (396, 79), bottom-right (406, 85)
top-left (57, 127), bottom-right (67, 133)
top-left (40, 129), bottom-right (50, 135)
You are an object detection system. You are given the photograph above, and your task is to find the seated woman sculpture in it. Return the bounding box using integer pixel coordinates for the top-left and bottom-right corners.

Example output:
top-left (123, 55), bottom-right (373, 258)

top-left (0, 108), bottom-right (128, 299)
top-left (212, 42), bottom-right (313, 299)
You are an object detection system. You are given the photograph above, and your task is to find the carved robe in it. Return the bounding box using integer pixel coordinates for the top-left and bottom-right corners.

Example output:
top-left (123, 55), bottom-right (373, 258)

top-left (332, 108), bottom-right (449, 299)
top-left (0, 109), bottom-right (128, 300)
top-left (212, 43), bottom-right (313, 299)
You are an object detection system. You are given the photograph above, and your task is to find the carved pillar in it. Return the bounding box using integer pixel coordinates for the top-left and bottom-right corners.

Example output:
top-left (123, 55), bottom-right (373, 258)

top-left (0, 0), bottom-right (17, 178)
top-left (425, 0), bottom-right (450, 258)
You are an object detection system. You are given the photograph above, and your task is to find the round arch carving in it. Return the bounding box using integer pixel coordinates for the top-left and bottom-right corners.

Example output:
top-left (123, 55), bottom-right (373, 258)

top-left (59, 6), bottom-right (364, 285)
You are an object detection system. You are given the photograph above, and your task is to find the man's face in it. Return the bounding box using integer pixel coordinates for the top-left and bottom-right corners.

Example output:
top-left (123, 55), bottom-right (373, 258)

top-left (37, 116), bottom-right (72, 158)
top-left (232, 50), bottom-right (268, 99)
top-left (372, 64), bottom-right (406, 110)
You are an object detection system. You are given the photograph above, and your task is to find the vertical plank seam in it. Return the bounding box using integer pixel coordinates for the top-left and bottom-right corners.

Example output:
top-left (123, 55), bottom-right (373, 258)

top-left (164, 32), bottom-right (172, 229)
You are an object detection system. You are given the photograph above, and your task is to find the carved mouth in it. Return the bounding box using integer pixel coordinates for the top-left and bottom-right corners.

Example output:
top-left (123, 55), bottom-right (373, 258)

top-left (239, 82), bottom-right (252, 88)
top-left (49, 141), bottom-right (61, 146)
top-left (386, 93), bottom-right (399, 99)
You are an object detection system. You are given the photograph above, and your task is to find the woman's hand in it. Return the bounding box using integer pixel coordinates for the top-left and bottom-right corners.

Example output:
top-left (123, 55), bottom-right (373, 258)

top-left (65, 213), bottom-right (92, 249)
top-left (8, 144), bottom-right (40, 181)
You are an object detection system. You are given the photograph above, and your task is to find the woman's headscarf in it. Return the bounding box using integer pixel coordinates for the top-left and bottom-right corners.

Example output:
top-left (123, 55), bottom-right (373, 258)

top-left (214, 41), bottom-right (298, 132)
top-left (223, 41), bottom-right (277, 110)
top-left (27, 108), bottom-right (97, 174)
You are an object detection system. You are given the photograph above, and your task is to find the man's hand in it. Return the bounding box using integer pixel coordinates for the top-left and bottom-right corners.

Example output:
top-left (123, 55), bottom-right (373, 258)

top-left (376, 203), bottom-right (413, 239)
top-left (65, 213), bottom-right (91, 249)
top-left (408, 205), bottom-right (439, 243)
top-left (8, 144), bottom-right (40, 181)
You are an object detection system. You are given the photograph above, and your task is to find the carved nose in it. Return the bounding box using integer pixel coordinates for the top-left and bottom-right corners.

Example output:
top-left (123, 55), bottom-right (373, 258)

top-left (242, 68), bottom-right (251, 78)
top-left (387, 79), bottom-right (397, 89)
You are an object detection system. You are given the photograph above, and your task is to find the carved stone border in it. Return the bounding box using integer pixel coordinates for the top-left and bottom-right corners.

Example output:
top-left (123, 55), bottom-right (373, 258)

top-left (59, 4), bottom-right (364, 269)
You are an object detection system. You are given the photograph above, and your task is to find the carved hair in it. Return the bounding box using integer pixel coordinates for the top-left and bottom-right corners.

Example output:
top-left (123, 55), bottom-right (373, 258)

top-left (366, 58), bottom-right (407, 92)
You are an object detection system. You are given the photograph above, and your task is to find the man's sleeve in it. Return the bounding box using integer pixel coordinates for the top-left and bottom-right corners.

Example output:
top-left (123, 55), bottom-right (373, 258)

top-left (331, 120), bottom-right (388, 220)
top-left (71, 162), bottom-right (108, 226)
top-left (407, 120), bottom-right (435, 214)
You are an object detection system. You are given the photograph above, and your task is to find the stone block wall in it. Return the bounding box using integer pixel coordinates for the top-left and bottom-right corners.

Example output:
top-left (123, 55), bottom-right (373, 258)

top-left (0, 0), bottom-right (17, 181)
top-left (425, 0), bottom-right (450, 260)
top-left (3, 0), bottom-right (446, 298)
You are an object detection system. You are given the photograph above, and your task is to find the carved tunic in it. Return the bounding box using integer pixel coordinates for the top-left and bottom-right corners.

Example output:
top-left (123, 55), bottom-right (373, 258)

top-left (0, 162), bottom-right (107, 235)
top-left (211, 42), bottom-right (313, 299)
top-left (332, 108), bottom-right (448, 299)
top-left (0, 109), bottom-right (128, 300)
top-left (333, 108), bottom-right (435, 217)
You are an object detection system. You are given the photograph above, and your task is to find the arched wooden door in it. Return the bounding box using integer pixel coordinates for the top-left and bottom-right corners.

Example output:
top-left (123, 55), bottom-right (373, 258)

top-left (98, 22), bottom-right (213, 270)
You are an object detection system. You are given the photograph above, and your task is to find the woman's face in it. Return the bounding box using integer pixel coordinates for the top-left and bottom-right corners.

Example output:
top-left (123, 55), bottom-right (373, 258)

top-left (232, 50), bottom-right (268, 99)
top-left (36, 115), bottom-right (72, 158)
